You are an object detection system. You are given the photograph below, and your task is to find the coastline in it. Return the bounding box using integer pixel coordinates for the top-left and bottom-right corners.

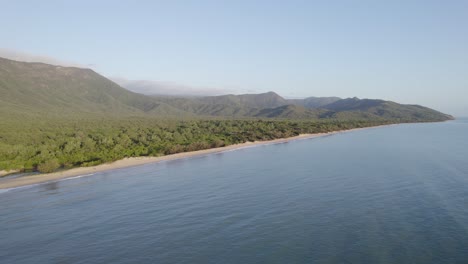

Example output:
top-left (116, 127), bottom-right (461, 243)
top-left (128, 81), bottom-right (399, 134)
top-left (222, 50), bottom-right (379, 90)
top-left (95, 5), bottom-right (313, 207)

top-left (0, 170), bottom-right (20, 177)
top-left (0, 125), bottom-right (390, 190)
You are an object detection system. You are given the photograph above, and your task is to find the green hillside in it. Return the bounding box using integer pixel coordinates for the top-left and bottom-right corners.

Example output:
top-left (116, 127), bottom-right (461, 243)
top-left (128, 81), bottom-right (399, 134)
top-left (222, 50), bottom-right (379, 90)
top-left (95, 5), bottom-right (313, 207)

top-left (154, 92), bottom-right (288, 117)
top-left (1, 57), bottom-right (453, 121)
top-left (255, 105), bottom-right (323, 119)
top-left (202, 91), bottom-right (288, 108)
top-left (0, 57), bottom-right (190, 118)
top-left (289, 96), bottom-right (341, 109)
top-left (321, 97), bottom-right (454, 121)
top-left (0, 57), bottom-right (454, 174)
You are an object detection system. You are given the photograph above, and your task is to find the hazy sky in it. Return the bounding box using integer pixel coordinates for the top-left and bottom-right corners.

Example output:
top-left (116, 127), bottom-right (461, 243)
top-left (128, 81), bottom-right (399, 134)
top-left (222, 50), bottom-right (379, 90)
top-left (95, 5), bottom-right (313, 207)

top-left (1, 0), bottom-right (467, 116)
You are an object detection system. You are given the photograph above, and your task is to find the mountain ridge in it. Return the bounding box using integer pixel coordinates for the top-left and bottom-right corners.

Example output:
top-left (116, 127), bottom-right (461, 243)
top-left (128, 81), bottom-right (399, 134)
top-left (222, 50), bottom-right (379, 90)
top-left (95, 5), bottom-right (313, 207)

top-left (0, 57), bottom-right (453, 122)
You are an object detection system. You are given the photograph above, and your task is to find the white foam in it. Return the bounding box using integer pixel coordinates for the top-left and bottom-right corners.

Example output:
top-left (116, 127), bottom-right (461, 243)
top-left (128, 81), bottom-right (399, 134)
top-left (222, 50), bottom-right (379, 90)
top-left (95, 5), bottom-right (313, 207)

top-left (59, 173), bottom-right (95, 182)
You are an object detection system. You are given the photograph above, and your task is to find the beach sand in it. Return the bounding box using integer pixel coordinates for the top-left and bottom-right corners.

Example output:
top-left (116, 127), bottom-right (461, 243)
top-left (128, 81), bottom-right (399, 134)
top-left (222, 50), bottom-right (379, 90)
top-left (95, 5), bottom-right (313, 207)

top-left (0, 126), bottom-right (387, 190)
top-left (0, 170), bottom-right (20, 177)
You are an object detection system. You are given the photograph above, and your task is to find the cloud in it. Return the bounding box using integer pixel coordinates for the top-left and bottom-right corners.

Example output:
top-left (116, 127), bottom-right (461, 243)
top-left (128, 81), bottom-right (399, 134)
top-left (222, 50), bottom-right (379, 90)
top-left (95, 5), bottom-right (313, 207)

top-left (0, 48), bottom-right (86, 68)
top-left (111, 77), bottom-right (235, 96)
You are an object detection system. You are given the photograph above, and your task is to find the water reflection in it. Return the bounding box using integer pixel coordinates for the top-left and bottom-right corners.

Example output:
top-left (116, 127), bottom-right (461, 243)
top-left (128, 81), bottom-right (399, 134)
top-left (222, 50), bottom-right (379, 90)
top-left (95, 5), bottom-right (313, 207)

top-left (40, 181), bottom-right (59, 194)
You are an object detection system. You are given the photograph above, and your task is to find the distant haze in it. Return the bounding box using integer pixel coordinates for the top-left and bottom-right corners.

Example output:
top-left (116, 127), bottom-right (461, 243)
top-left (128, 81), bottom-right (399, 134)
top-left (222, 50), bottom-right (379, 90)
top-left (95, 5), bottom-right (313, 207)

top-left (111, 78), bottom-right (233, 97)
top-left (0, 48), bottom-right (86, 68)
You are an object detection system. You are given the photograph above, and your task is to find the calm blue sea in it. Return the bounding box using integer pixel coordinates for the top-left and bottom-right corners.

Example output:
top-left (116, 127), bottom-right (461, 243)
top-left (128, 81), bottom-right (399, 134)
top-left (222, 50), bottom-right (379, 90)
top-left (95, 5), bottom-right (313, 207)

top-left (1, 120), bottom-right (468, 264)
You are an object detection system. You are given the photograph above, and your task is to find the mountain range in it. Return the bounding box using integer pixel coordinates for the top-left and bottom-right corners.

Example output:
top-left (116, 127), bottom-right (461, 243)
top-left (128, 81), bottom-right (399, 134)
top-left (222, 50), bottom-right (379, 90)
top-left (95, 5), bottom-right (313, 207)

top-left (0, 57), bottom-right (453, 122)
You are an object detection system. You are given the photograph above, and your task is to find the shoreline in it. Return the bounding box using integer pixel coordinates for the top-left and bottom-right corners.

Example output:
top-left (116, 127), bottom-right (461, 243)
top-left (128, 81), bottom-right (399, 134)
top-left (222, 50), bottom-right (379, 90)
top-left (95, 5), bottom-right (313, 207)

top-left (0, 125), bottom-right (392, 190)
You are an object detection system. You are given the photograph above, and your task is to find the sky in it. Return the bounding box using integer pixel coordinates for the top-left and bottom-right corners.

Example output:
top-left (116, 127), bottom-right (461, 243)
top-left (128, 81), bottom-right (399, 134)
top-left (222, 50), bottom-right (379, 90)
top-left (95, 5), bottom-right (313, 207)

top-left (1, 0), bottom-right (467, 116)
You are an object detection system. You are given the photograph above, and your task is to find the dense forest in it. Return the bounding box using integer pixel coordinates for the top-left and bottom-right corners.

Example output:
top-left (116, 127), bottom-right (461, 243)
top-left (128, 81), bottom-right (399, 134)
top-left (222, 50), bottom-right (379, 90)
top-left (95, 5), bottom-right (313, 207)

top-left (0, 117), bottom-right (398, 173)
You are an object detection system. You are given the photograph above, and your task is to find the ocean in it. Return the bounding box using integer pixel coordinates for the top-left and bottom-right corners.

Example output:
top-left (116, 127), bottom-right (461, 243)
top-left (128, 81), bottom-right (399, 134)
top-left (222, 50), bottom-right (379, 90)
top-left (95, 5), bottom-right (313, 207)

top-left (1, 120), bottom-right (468, 263)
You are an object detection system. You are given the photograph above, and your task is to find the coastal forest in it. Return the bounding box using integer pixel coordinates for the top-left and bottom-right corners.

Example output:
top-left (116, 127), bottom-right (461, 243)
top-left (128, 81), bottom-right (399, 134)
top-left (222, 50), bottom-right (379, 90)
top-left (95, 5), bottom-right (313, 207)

top-left (0, 57), bottom-right (453, 174)
top-left (0, 117), bottom-right (396, 173)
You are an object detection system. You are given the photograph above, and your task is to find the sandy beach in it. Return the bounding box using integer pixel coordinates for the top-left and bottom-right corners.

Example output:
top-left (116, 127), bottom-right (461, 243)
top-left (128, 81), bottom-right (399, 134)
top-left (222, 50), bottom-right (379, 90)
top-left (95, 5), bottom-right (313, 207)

top-left (0, 125), bottom-right (388, 190)
top-left (0, 170), bottom-right (20, 177)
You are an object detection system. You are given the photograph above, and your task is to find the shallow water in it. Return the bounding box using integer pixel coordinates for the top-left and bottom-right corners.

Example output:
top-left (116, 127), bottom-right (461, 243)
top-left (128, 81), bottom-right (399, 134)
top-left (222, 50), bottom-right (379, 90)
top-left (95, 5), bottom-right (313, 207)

top-left (1, 121), bottom-right (468, 264)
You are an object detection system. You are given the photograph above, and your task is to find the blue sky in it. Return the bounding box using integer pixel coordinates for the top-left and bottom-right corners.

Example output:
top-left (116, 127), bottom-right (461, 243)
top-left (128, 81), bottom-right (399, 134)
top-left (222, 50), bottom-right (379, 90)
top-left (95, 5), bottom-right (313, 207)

top-left (1, 0), bottom-right (467, 116)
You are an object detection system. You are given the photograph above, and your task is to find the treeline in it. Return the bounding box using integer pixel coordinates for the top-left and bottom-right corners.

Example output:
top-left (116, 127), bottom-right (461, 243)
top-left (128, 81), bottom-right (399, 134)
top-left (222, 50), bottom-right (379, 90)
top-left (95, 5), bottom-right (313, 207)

top-left (0, 117), bottom-right (396, 173)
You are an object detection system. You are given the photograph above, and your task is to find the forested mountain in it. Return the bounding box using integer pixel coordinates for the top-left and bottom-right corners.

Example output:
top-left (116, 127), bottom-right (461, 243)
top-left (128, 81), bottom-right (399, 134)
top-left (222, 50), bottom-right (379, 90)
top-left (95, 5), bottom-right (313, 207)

top-left (0, 57), bottom-right (190, 118)
top-left (255, 105), bottom-right (324, 119)
top-left (288, 96), bottom-right (341, 109)
top-left (151, 92), bottom-right (288, 117)
top-left (0, 57), bottom-right (453, 122)
top-left (320, 97), bottom-right (453, 121)
top-left (203, 92), bottom-right (288, 108)
top-left (0, 57), bottom-right (454, 174)
top-left (154, 93), bottom-right (452, 121)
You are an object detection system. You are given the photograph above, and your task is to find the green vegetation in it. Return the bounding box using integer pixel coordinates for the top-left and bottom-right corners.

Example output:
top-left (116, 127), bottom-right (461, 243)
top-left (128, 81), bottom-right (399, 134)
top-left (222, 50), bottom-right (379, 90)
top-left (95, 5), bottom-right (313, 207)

top-left (0, 117), bottom-right (398, 173)
top-left (0, 57), bottom-right (189, 118)
top-left (0, 57), bottom-right (454, 174)
top-left (0, 57), bottom-right (453, 121)
top-left (37, 159), bottom-right (60, 173)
